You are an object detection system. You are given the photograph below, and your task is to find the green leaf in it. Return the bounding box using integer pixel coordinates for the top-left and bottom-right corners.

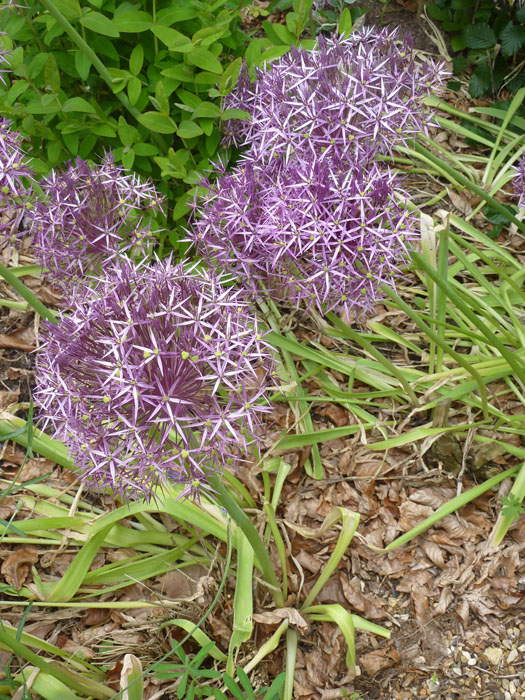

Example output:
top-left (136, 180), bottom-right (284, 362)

top-left (177, 120), bottom-right (203, 138)
top-left (80, 11), bottom-right (120, 37)
top-left (155, 81), bottom-right (170, 114)
top-left (129, 44), bottom-right (144, 76)
top-left (501, 22), bottom-right (525, 57)
top-left (469, 62), bottom-right (492, 98)
top-left (462, 23), bottom-right (496, 49)
top-left (133, 143), bottom-right (159, 156)
top-left (156, 6), bottom-right (198, 24)
top-left (221, 108), bottom-right (251, 121)
top-left (44, 54), bottom-right (60, 94)
top-left (74, 51), bottom-right (91, 81)
top-left (122, 148), bottom-right (135, 169)
top-left (218, 56), bottom-right (242, 95)
top-left (112, 10), bottom-right (152, 32)
top-left (62, 97), bottom-right (96, 113)
top-left (260, 45), bottom-right (290, 63)
top-left (172, 193), bottom-right (191, 220)
top-left (161, 64), bottom-right (195, 81)
top-left (192, 25), bottom-right (228, 48)
top-left (187, 47), bottom-right (223, 74)
top-left (192, 101), bottom-right (221, 118)
top-left (53, 0), bottom-right (81, 20)
top-left (517, 6), bottom-right (525, 22)
top-left (127, 77), bottom-right (142, 105)
top-left (262, 21), bottom-right (296, 45)
top-left (151, 25), bottom-right (192, 51)
top-left (62, 131), bottom-right (79, 155)
top-left (137, 112), bottom-right (178, 133)
top-left (338, 8), bottom-right (352, 37)
top-left (117, 116), bottom-right (137, 147)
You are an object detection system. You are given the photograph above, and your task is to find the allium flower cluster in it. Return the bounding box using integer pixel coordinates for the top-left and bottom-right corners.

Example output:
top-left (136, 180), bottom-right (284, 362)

top-left (191, 26), bottom-right (442, 314)
top-left (0, 118), bottom-right (34, 247)
top-left (192, 154), bottom-right (417, 314)
top-left (223, 27), bottom-right (446, 164)
top-left (513, 152), bottom-right (525, 209)
top-left (30, 154), bottom-right (164, 288)
top-left (35, 259), bottom-right (273, 501)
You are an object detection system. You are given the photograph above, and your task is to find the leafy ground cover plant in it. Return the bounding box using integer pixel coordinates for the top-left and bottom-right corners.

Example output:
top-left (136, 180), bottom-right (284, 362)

top-left (427, 0), bottom-right (525, 97)
top-left (0, 0), bottom-right (288, 244)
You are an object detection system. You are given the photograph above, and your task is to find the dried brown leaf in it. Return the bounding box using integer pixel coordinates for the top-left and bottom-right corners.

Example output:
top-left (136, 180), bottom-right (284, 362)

top-left (315, 404), bottom-right (349, 427)
top-left (0, 390), bottom-right (19, 412)
top-left (84, 608), bottom-right (111, 626)
top-left (1, 547), bottom-right (39, 589)
top-left (253, 608), bottom-right (308, 633)
top-left (0, 327), bottom-right (35, 351)
top-left (398, 501), bottom-right (434, 531)
top-left (360, 646), bottom-right (401, 675)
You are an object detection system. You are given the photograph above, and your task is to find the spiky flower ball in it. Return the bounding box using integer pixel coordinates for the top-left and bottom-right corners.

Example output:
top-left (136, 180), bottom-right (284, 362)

top-left (0, 118), bottom-right (34, 247)
top-left (35, 259), bottom-right (273, 501)
top-left (190, 154), bottom-right (417, 315)
top-left (513, 153), bottom-right (525, 209)
top-left (223, 26), bottom-right (446, 164)
top-left (30, 154), bottom-right (164, 288)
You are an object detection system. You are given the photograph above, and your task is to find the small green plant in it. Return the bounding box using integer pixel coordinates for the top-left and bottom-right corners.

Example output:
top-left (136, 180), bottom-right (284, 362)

top-left (150, 641), bottom-right (285, 700)
top-left (427, 0), bottom-right (525, 96)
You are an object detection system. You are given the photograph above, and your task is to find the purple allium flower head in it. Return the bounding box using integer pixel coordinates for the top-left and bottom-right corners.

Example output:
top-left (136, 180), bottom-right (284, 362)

top-left (35, 258), bottom-right (273, 502)
top-left (30, 153), bottom-right (164, 289)
top-left (0, 118), bottom-right (34, 247)
top-left (223, 26), bottom-right (447, 165)
top-left (514, 153), bottom-right (525, 209)
top-left (190, 153), bottom-right (417, 315)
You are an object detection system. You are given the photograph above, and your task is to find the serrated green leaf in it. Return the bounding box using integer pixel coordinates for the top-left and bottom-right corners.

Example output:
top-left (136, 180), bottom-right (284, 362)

top-left (177, 120), bottom-right (203, 138)
top-left (80, 11), bottom-right (120, 38)
top-left (138, 112), bottom-right (177, 133)
top-left (462, 22), bottom-right (496, 49)
top-left (62, 96), bottom-right (96, 113)
top-left (187, 47), bottom-right (223, 74)
top-left (469, 62), bottom-right (492, 97)
top-left (501, 22), bottom-right (525, 57)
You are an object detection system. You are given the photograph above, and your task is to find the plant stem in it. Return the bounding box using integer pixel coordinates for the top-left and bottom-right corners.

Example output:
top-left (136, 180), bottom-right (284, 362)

top-left (0, 261), bottom-right (57, 323)
top-left (207, 473), bottom-right (285, 608)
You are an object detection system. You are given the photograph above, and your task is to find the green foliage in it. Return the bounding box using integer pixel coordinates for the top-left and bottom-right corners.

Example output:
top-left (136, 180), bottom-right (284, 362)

top-left (427, 0), bottom-right (525, 97)
top-left (150, 641), bottom-right (285, 700)
top-left (501, 493), bottom-right (525, 521)
top-left (0, 0), bottom-right (284, 246)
